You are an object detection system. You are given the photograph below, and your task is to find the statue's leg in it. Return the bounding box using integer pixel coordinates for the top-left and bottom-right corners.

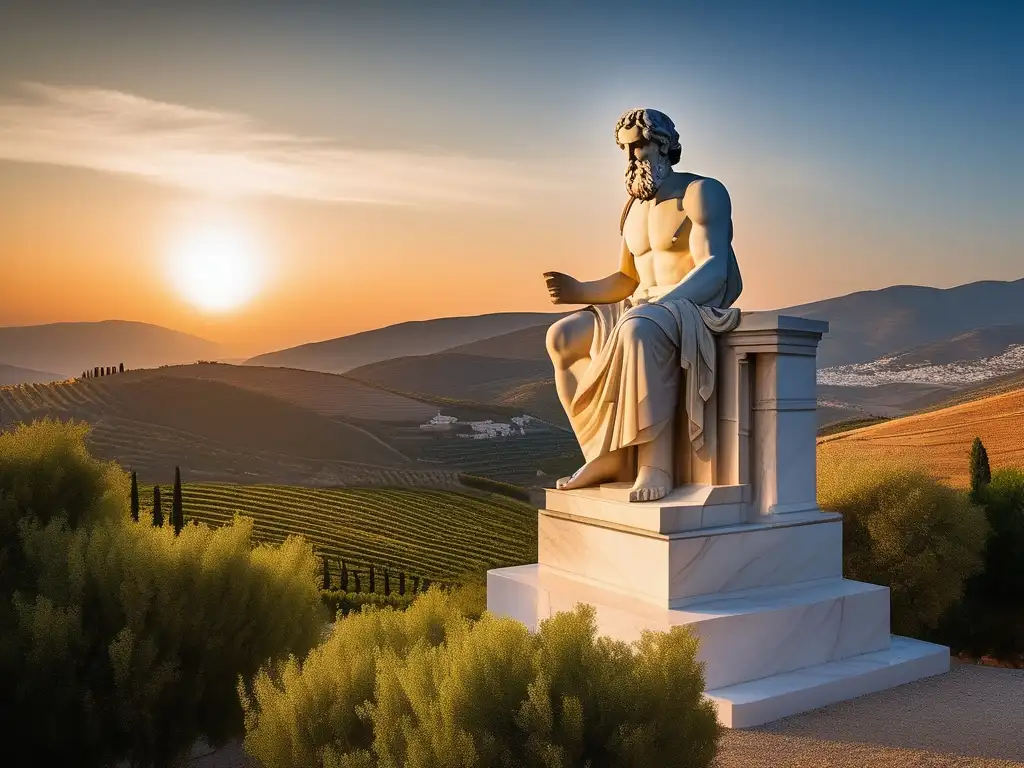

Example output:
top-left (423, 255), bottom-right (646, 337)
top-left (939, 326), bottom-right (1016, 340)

top-left (546, 310), bottom-right (630, 490)
top-left (545, 310), bottom-right (595, 414)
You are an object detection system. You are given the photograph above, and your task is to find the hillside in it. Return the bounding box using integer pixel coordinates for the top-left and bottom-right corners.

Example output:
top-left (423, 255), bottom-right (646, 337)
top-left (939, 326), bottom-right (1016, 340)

top-left (0, 372), bottom-right (446, 486)
top-left (0, 320), bottom-right (221, 377)
top-left (445, 323), bottom-right (550, 360)
top-left (0, 363), bottom-right (65, 386)
top-left (348, 352), bottom-right (552, 404)
top-left (0, 362), bottom-right (580, 488)
top-left (779, 278), bottom-right (1024, 367)
top-left (245, 311), bottom-right (561, 374)
top-left (817, 385), bottom-right (1024, 488)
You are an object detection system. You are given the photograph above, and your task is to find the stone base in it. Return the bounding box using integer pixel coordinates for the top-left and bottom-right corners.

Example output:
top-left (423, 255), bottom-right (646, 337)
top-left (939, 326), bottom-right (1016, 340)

top-left (707, 636), bottom-right (950, 728)
top-left (487, 563), bottom-right (950, 728)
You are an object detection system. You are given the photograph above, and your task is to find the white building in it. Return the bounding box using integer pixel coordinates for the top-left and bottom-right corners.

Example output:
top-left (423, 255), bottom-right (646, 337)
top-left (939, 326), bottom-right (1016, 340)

top-left (419, 411), bottom-right (459, 430)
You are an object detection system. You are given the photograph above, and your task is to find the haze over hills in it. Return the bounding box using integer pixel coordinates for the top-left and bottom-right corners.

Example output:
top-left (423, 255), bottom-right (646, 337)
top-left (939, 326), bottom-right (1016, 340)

top-left (777, 278), bottom-right (1024, 368)
top-left (0, 320), bottom-right (222, 377)
top-left (0, 363), bottom-right (65, 386)
top-left (244, 312), bottom-right (564, 374)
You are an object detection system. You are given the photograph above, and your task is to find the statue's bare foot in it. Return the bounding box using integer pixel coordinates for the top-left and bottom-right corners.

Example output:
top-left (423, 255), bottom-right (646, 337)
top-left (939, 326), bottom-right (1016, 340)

top-left (629, 466), bottom-right (672, 502)
top-left (556, 452), bottom-right (624, 491)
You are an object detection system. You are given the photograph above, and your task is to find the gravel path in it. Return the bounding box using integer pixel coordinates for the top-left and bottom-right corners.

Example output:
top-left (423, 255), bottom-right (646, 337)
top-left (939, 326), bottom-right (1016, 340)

top-left (192, 661), bottom-right (1024, 767)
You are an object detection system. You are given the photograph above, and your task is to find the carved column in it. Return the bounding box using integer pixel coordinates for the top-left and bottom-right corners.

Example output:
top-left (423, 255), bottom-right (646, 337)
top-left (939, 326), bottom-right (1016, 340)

top-left (720, 314), bottom-right (827, 519)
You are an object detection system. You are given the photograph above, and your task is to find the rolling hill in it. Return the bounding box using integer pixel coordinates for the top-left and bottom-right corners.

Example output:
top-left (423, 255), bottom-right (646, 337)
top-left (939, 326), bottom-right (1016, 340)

top-left (245, 311), bottom-right (563, 374)
top-left (348, 353), bottom-right (553, 404)
top-left (0, 363), bottom-right (65, 386)
top-left (778, 278), bottom-right (1024, 368)
top-left (0, 362), bottom-right (580, 488)
top-left (0, 320), bottom-right (222, 377)
top-left (817, 384), bottom-right (1024, 488)
top-left (444, 323), bottom-right (550, 360)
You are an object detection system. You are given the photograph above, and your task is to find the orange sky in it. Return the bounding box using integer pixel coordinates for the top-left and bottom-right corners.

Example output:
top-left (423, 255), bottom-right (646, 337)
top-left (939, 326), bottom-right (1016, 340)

top-left (0, 144), bottom-right (840, 357)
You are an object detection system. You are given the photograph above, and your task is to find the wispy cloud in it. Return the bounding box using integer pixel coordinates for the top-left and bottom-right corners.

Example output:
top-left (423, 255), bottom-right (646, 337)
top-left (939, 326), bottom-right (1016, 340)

top-left (0, 82), bottom-right (561, 206)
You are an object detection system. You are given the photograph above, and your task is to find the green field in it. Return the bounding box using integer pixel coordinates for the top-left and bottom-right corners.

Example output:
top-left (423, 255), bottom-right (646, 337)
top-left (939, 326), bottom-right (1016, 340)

top-left (140, 482), bottom-right (538, 583)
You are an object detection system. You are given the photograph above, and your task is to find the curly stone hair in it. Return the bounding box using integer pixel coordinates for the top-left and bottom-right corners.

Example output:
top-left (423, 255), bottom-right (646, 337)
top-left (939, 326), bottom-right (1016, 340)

top-left (614, 108), bottom-right (682, 165)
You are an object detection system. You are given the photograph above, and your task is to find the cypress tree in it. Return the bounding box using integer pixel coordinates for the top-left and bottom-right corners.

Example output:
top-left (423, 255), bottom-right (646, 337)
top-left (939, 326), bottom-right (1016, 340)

top-left (970, 437), bottom-right (992, 502)
top-left (172, 465), bottom-right (183, 534)
top-left (152, 485), bottom-right (163, 527)
top-left (383, 568), bottom-right (391, 595)
top-left (340, 560), bottom-right (349, 591)
top-left (322, 556), bottom-right (331, 590)
top-left (399, 571), bottom-right (406, 596)
top-left (422, 577), bottom-right (431, 593)
top-left (369, 563), bottom-right (375, 594)
top-left (119, 362), bottom-right (124, 373)
top-left (412, 575), bottom-right (420, 594)
top-left (353, 571), bottom-right (361, 593)
top-left (130, 471), bottom-right (139, 522)
top-left (94, 367), bottom-right (100, 378)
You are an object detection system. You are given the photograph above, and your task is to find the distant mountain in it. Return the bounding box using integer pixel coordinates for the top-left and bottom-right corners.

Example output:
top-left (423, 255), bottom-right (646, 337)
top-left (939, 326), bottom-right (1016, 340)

top-left (818, 323), bottom-right (1024, 388)
top-left (883, 324), bottom-right (1024, 367)
top-left (0, 363), bottom-right (65, 386)
top-left (245, 311), bottom-right (563, 374)
top-left (0, 320), bottom-right (221, 377)
top-left (445, 324), bottom-right (551, 361)
top-left (777, 278), bottom-right (1024, 367)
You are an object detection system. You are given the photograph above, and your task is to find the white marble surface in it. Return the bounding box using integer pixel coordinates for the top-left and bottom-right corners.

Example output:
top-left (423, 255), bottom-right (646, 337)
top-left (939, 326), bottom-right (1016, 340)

top-left (488, 565), bottom-right (891, 691)
top-left (706, 635), bottom-right (950, 728)
top-left (544, 482), bottom-right (749, 534)
top-left (537, 510), bottom-right (843, 606)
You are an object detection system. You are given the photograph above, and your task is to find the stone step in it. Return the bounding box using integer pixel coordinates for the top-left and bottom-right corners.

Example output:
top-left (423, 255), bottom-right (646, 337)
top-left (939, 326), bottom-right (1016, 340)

top-left (706, 635), bottom-right (950, 728)
top-left (487, 564), bottom-right (891, 690)
top-left (538, 510), bottom-right (843, 607)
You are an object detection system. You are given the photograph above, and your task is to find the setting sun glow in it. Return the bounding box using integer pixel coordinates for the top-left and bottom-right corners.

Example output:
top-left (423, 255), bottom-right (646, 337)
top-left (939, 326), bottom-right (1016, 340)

top-left (167, 224), bottom-right (265, 312)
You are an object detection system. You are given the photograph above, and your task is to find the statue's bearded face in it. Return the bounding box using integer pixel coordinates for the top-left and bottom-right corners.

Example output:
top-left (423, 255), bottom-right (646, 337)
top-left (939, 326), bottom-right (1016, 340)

top-left (623, 138), bottom-right (671, 200)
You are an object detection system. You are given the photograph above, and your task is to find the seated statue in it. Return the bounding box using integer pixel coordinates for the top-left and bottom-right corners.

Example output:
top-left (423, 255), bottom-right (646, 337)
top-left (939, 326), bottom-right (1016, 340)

top-left (543, 108), bottom-right (743, 502)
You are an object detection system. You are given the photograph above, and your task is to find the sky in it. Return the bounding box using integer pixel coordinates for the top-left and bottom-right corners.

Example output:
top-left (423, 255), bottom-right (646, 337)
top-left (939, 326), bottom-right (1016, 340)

top-left (0, 0), bottom-right (1020, 357)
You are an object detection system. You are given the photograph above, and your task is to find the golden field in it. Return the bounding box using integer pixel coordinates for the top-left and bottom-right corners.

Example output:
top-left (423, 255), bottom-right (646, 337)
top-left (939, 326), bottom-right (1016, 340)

top-left (817, 385), bottom-right (1024, 488)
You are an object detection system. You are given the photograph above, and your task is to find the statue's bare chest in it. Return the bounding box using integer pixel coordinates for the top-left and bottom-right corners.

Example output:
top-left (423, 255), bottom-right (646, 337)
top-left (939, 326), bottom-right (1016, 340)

top-left (622, 197), bottom-right (692, 258)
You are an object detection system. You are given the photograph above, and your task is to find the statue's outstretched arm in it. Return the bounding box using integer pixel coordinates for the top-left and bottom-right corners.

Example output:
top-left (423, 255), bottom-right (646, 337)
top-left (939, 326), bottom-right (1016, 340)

top-left (656, 179), bottom-right (731, 306)
top-left (544, 240), bottom-right (638, 305)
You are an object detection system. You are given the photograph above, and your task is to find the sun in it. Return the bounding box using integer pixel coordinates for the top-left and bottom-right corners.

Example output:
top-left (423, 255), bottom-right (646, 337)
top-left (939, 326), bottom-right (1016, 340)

top-left (167, 223), bottom-right (265, 312)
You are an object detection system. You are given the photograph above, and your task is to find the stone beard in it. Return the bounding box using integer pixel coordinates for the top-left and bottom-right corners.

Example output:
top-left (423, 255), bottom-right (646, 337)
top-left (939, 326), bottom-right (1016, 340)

top-left (625, 153), bottom-right (671, 200)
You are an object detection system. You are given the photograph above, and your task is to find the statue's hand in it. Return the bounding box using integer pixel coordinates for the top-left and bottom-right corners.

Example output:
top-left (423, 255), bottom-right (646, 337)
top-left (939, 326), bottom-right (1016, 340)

top-left (543, 271), bottom-right (579, 305)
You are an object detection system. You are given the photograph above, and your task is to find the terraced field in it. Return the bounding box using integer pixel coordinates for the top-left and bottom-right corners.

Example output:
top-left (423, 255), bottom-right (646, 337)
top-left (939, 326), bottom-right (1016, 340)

top-left (817, 385), bottom-right (1024, 488)
top-left (143, 482), bottom-right (537, 582)
top-left (415, 426), bottom-right (582, 486)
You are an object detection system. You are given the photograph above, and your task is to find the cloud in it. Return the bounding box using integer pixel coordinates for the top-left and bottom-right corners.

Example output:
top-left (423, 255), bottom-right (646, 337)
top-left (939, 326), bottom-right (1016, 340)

top-left (0, 82), bottom-right (562, 206)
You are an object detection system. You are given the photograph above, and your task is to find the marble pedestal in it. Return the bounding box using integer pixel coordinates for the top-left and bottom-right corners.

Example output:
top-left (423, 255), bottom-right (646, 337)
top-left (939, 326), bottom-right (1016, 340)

top-left (486, 314), bottom-right (949, 728)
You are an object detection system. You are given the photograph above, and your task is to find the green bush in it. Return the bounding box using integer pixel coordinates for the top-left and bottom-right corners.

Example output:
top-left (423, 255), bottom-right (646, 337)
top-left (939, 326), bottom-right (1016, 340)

top-left (0, 418), bottom-right (326, 767)
top-left (977, 468), bottom-right (1024, 598)
top-left (818, 449), bottom-right (988, 636)
top-left (241, 587), bottom-right (720, 768)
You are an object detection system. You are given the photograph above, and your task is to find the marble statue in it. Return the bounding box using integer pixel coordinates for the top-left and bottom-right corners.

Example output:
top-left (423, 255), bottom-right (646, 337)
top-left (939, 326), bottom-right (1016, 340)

top-left (543, 108), bottom-right (743, 502)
